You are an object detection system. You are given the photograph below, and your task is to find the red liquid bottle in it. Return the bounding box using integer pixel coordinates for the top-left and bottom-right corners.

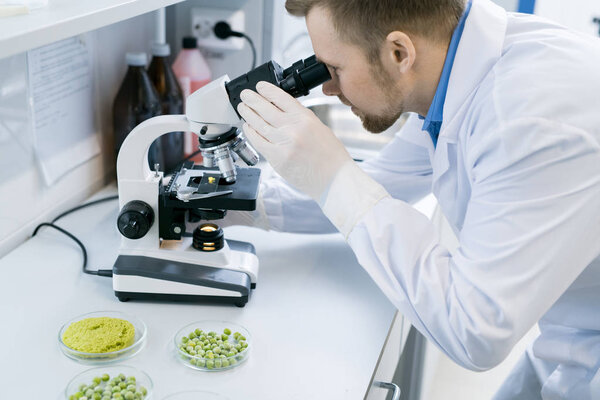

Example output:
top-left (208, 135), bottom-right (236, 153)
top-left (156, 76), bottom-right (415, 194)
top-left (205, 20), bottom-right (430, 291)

top-left (172, 37), bottom-right (212, 161)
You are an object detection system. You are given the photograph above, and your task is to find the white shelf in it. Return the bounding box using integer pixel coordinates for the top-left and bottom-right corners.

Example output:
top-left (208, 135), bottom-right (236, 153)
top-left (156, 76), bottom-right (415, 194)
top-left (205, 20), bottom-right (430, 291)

top-left (0, 0), bottom-right (184, 59)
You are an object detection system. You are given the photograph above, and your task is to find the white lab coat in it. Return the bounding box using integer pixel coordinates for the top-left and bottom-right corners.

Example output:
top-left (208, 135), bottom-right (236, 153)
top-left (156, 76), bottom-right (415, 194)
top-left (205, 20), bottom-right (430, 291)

top-left (254, 0), bottom-right (600, 398)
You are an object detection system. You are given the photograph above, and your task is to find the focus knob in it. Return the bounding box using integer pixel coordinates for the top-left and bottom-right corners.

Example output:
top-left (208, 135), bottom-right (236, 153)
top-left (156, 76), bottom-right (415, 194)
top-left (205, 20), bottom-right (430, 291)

top-left (117, 200), bottom-right (154, 239)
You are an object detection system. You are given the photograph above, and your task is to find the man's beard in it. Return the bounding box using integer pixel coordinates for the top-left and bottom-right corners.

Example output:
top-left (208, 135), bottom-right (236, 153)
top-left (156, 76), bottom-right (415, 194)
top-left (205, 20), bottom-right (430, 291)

top-left (339, 66), bottom-right (404, 133)
top-left (358, 106), bottom-right (403, 133)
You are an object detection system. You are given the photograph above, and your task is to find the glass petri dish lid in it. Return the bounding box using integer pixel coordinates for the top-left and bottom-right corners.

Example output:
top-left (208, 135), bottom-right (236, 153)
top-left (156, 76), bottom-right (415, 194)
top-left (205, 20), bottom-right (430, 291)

top-left (174, 320), bottom-right (251, 372)
top-left (64, 365), bottom-right (153, 400)
top-left (59, 310), bottom-right (147, 364)
top-left (162, 391), bottom-right (231, 400)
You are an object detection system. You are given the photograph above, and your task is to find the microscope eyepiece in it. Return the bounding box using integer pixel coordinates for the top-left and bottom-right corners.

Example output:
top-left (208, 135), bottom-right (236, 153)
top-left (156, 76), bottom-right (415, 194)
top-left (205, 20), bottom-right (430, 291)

top-left (279, 55), bottom-right (331, 97)
top-left (225, 54), bottom-right (331, 113)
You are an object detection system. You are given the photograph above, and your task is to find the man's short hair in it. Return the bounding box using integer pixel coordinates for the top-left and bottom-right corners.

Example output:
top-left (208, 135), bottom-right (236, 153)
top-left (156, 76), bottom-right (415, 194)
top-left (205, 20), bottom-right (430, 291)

top-left (286, 0), bottom-right (465, 61)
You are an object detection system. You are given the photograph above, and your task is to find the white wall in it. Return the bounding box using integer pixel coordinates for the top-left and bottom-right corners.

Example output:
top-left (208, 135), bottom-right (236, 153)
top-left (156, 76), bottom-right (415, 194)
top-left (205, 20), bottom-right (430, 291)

top-left (535, 0), bottom-right (600, 37)
top-left (0, 12), bottom-right (158, 257)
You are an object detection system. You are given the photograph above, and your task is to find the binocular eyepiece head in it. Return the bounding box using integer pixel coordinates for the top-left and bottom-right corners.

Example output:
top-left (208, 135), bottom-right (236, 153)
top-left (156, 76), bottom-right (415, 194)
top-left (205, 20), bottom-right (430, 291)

top-left (225, 54), bottom-right (331, 113)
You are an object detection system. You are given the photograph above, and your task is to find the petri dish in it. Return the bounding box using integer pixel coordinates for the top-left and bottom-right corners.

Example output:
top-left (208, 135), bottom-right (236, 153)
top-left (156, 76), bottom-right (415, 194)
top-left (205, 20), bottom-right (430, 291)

top-left (174, 320), bottom-right (251, 371)
top-left (162, 391), bottom-right (231, 400)
top-left (64, 365), bottom-right (153, 399)
top-left (59, 310), bottom-right (147, 364)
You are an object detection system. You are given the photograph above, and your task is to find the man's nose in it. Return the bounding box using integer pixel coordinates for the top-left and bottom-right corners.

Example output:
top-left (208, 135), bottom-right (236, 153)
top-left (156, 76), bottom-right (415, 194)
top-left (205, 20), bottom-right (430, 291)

top-left (322, 78), bottom-right (340, 96)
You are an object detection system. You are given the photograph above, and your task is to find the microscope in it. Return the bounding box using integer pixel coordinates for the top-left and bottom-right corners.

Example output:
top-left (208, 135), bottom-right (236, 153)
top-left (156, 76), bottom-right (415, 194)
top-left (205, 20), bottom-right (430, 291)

top-left (112, 55), bottom-right (330, 307)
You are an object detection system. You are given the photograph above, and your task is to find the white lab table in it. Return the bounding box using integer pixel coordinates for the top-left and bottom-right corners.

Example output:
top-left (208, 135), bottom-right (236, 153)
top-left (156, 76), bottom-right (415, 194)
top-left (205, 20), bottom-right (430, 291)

top-left (0, 185), bottom-right (408, 399)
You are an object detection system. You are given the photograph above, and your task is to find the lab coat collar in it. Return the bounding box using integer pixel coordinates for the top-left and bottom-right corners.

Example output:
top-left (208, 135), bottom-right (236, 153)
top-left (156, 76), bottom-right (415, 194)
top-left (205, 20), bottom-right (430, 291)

top-left (439, 0), bottom-right (507, 144)
top-left (430, 0), bottom-right (507, 199)
top-left (400, 0), bottom-right (506, 163)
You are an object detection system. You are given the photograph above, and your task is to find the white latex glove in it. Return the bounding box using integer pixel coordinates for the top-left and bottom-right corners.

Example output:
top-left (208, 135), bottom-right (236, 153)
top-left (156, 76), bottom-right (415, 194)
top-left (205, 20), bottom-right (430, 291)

top-left (237, 81), bottom-right (355, 204)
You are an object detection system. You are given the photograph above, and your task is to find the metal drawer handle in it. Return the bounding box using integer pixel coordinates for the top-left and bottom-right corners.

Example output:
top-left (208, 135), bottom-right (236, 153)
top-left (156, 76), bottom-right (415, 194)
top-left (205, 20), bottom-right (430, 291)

top-left (374, 381), bottom-right (401, 400)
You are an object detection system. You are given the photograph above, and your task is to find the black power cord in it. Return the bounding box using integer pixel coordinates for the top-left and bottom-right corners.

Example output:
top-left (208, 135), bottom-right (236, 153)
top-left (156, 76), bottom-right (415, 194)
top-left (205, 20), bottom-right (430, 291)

top-left (32, 195), bottom-right (118, 277)
top-left (214, 21), bottom-right (257, 69)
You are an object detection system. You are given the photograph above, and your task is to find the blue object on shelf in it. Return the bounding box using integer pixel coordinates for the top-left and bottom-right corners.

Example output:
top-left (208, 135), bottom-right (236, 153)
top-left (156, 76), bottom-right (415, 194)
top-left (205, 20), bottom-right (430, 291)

top-left (518, 0), bottom-right (536, 14)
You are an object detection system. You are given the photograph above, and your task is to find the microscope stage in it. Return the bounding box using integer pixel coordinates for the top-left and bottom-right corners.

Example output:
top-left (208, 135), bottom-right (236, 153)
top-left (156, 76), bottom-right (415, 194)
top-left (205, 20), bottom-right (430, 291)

top-left (162, 165), bottom-right (260, 211)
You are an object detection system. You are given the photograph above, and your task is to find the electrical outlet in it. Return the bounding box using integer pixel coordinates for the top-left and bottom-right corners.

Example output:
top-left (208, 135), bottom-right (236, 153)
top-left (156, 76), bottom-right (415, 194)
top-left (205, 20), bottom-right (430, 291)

top-left (192, 8), bottom-right (245, 51)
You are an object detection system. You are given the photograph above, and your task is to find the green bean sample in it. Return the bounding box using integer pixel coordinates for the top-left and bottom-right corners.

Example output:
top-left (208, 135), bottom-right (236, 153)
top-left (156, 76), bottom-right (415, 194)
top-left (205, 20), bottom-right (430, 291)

top-left (68, 373), bottom-right (147, 400)
top-left (178, 327), bottom-right (249, 370)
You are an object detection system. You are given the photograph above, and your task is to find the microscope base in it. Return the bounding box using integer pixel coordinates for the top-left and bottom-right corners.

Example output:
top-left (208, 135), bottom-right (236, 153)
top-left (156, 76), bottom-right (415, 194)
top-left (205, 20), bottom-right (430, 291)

top-left (112, 254), bottom-right (253, 307)
top-left (114, 291), bottom-right (249, 307)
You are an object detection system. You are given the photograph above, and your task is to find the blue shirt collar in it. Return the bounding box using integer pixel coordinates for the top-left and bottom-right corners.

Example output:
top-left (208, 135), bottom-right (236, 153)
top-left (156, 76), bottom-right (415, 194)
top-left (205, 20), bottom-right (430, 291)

top-left (419, 0), bottom-right (472, 148)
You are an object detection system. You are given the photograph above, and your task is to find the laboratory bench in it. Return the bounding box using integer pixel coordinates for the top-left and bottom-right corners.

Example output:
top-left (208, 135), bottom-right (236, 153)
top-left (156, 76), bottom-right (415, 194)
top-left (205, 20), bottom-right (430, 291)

top-left (0, 185), bottom-right (412, 399)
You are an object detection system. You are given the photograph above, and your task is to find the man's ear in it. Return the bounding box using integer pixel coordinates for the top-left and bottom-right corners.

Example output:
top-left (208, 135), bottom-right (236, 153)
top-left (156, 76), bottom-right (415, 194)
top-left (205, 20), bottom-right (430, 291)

top-left (383, 31), bottom-right (416, 74)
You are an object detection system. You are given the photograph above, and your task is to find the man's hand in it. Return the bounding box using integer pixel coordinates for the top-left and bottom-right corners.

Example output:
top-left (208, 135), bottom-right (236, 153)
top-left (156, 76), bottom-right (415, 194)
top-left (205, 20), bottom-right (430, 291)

top-left (237, 81), bottom-right (354, 203)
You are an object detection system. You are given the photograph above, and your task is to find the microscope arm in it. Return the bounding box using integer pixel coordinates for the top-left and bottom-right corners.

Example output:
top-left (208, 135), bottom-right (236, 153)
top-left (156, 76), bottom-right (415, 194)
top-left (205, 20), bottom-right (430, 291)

top-left (116, 115), bottom-right (191, 183)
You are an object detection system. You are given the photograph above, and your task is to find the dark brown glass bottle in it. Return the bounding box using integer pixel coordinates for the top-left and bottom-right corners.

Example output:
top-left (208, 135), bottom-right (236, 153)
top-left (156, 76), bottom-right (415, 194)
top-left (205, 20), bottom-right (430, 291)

top-left (147, 43), bottom-right (184, 173)
top-left (113, 52), bottom-right (162, 171)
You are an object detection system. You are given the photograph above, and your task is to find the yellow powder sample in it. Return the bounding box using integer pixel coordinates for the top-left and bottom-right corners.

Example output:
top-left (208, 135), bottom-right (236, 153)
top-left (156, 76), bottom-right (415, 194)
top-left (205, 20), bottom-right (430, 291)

top-left (62, 317), bottom-right (135, 353)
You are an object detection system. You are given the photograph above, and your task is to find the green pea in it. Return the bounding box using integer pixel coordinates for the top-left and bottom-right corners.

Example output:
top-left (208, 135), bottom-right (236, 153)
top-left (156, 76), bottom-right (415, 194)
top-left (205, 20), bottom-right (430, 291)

top-left (223, 328), bottom-right (231, 335)
top-left (197, 359), bottom-right (206, 367)
top-left (119, 382), bottom-right (127, 389)
top-left (222, 359), bottom-right (230, 367)
top-left (221, 334), bottom-right (229, 341)
top-left (213, 347), bottom-right (221, 354)
top-left (140, 387), bottom-right (147, 396)
top-left (125, 392), bottom-right (135, 400)
top-left (214, 359), bottom-right (222, 368)
top-left (194, 328), bottom-right (202, 335)
top-left (118, 373), bottom-right (126, 381)
top-left (181, 336), bottom-right (189, 343)
top-left (189, 331), bottom-right (197, 339)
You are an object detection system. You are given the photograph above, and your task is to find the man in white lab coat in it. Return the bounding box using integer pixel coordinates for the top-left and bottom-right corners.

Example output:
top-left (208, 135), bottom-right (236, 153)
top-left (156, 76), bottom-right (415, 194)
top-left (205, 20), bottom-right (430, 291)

top-left (234, 0), bottom-right (600, 398)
